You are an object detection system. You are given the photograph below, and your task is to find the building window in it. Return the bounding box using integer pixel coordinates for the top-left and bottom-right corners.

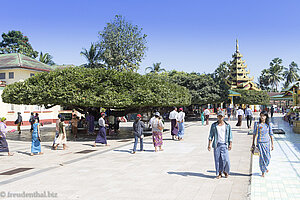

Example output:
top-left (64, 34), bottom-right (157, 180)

top-left (30, 73), bottom-right (35, 77)
top-left (0, 73), bottom-right (5, 79)
top-left (9, 72), bottom-right (14, 79)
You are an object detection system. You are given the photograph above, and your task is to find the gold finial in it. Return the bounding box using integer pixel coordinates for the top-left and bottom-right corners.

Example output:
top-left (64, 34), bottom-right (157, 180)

top-left (236, 39), bottom-right (239, 52)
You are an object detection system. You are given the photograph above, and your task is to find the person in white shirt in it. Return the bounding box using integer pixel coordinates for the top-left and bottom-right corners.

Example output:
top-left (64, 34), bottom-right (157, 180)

top-left (177, 107), bottom-right (185, 141)
top-left (236, 107), bottom-right (244, 127)
top-left (204, 108), bottom-right (210, 125)
top-left (208, 111), bottom-right (232, 179)
top-left (169, 107), bottom-right (178, 140)
top-left (94, 112), bottom-right (109, 147)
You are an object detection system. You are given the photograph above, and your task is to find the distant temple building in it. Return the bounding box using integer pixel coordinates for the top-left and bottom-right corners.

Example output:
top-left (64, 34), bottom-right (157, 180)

top-left (225, 40), bottom-right (260, 91)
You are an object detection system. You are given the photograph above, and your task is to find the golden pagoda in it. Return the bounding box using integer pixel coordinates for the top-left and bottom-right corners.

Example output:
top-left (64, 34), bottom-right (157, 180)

top-left (225, 40), bottom-right (260, 91)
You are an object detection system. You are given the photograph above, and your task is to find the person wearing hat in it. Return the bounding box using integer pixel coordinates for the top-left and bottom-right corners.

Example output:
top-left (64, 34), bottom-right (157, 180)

top-left (132, 114), bottom-right (145, 154)
top-left (15, 112), bottom-right (23, 134)
top-left (177, 107), bottom-right (185, 141)
top-left (208, 111), bottom-right (232, 179)
top-left (169, 107), bottom-right (179, 140)
top-left (150, 112), bottom-right (164, 152)
top-left (0, 117), bottom-right (14, 156)
top-left (94, 112), bottom-right (109, 147)
top-left (204, 107), bottom-right (210, 125)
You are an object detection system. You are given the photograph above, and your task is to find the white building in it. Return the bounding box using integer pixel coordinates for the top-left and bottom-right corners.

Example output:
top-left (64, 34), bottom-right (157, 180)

top-left (0, 53), bottom-right (61, 126)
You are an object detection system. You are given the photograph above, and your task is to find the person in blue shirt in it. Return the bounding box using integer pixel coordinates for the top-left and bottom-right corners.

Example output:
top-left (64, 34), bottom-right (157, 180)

top-left (208, 111), bottom-right (233, 179)
top-left (251, 111), bottom-right (274, 177)
top-left (245, 105), bottom-right (253, 129)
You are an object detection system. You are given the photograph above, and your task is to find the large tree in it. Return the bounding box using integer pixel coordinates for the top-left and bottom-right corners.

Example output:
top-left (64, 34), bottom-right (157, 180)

top-left (234, 89), bottom-right (270, 105)
top-left (2, 68), bottom-right (191, 114)
top-left (0, 30), bottom-right (38, 58)
top-left (97, 15), bottom-right (147, 72)
top-left (268, 58), bottom-right (284, 92)
top-left (283, 61), bottom-right (299, 88)
top-left (212, 61), bottom-right (230, 81)
top-left (166, 70), bottom-right (228, 105)
top-left (258, 69), bottom-right (271, 91)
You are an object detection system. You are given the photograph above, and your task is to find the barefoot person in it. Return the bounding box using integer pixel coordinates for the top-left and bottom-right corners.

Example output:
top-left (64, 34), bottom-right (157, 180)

top-left (251, 111), bottom-right (274, 177)
top-left (94, 113), bottom-right (109, 146)
top-left (150, 112), bottom-right (164, 152)
top-left (208, 111), bottom-right (232, 179)
top-left (0, 117), bottom-right (14, 156)
top-left (31, 118), bottom-right (43, 156)
top-left (54, 117), bottom-right (67, 150)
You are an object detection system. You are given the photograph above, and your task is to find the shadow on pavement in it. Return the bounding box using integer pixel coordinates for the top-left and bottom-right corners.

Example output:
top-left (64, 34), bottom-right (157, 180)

top-left (113, 149), bottom-right (132, 154)
top-left (16, 151), bottom-right (31, 156)
top-left (207, 170), bottom-right (251, 177)
top-left (167, 171), bottom-right (216, 179)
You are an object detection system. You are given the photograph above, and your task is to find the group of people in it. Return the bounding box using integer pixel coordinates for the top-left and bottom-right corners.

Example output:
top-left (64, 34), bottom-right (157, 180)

top-left (0, 107), bottom-right (275, 179)
top-left (131, 107), bottom-right (186, 154)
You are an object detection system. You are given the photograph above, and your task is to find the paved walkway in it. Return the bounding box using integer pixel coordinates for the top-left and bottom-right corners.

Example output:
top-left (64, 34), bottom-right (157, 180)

top-left (250, 115), bottom-right (300, 200)
top-left (0, 116), bottom-right (252, 200)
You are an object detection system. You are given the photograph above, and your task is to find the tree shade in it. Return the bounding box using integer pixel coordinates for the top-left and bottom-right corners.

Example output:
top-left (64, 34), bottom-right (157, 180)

top-left (1, 68), bottom-right (191, 113)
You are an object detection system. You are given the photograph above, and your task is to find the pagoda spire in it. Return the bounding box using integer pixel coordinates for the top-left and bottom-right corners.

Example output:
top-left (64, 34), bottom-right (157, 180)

top-left (225, 40), bottom-right (260, 91)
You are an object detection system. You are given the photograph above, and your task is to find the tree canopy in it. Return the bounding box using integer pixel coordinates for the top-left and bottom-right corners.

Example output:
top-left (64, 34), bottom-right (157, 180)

top-left (2, 68), bottom-right (191, 114)
top-left (165, 70), bottom-right (229, 105)
top-left (0, 30), bottom-right (38, 58)
top-left (96, 15), bottom-right (147, 71)
top-left (233, 89), bottom-right (270, 105)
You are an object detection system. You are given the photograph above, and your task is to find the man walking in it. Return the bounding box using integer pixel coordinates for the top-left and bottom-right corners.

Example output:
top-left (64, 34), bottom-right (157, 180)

top-left (208, 111), bottom-right (233, 179)
top-left (245, 105), bottom-right (253, 129)
top-left (177, 107), bottom-right (185, 141)
top-left (29, 112), bottom-right (35, 132)
top-left (132, 114), bottom-right (145, 154)
top-left (16, 112), bottom-right (23, 134)
top-left (270, 106), bottom-right (274, 118)
top-left (204, 107), bottom-right (210, 125)
top-left (169, 107), bottom-right (178, 140)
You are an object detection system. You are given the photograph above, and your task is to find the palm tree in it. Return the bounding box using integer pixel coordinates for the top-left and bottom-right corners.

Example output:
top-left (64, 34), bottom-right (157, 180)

top-left (268, 58), bottom-right (284, 92)
top-left (258, 69), bottom-right (271, 91)
top-left (145, 62), bottom-right (166, 73)
top-left (283, 61), bottom-right (299, 88)
top-left (80, 43), bottom-right (101, 68)
top-left (39, 52), bottom-right (55, 65)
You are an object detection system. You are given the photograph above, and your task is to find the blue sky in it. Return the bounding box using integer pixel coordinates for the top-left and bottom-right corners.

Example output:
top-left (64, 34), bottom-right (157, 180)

top-left (1, 0), bottom-right (300, 82)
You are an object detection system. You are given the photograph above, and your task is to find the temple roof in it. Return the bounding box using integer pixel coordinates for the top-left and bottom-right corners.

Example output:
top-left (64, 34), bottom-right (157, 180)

top-left (0, 53), bottom-right (53, 72)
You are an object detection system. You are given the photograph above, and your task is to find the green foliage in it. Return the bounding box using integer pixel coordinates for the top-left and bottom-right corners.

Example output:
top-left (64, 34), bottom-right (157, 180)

top-left (39, 52), bottom-right (55, 66)
top-left (80, 43), bottom-right (102, 68)
top-left (145, 62), bottom-right (166, 73)
top-left (212, 61), bottom-right (230, 81)
top-left (268, 58), bottom-right (284, 92)
top-left (233, 89), bottom-right (270, 105)
top-left (2, 68), bottom-right (190, 113)
top-left (283, 61), bottom-right (299, 88)
top-left (0, 30), bottom-right (38, 58)
top-left (97, 15), bottom-right (147, 71)
top-left (165, 70), bottom-right (228, 105)
top-left (258, 69), bottom-right (271, 91)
